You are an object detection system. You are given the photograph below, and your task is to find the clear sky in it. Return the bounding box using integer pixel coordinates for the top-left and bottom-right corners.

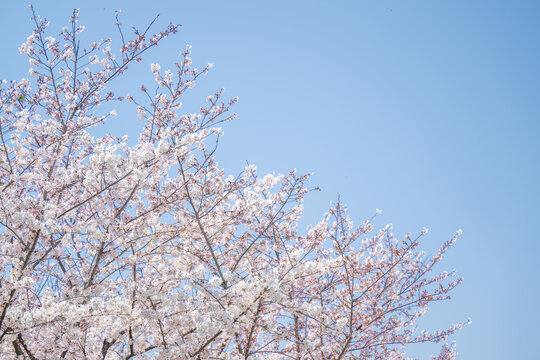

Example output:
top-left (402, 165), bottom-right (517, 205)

top-left (1, 1), bottom-right (539, 359)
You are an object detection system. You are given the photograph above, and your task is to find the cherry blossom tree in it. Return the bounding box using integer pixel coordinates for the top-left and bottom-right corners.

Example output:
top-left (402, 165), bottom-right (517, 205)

top-left (0, 7), bottom-right (466, 360)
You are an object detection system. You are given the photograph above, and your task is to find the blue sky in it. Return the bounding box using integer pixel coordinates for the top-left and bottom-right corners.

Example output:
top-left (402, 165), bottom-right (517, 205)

top-left (1, 1), bottom-right (539, 358)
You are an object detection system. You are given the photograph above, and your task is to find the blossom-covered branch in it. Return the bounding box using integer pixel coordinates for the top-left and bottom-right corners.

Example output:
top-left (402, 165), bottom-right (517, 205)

top-left (0, 8), bottom-right (465, 360)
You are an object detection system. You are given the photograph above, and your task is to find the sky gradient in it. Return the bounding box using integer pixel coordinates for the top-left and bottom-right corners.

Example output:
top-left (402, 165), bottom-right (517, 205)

top-left (1, 1), bottom-right (539, 359)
